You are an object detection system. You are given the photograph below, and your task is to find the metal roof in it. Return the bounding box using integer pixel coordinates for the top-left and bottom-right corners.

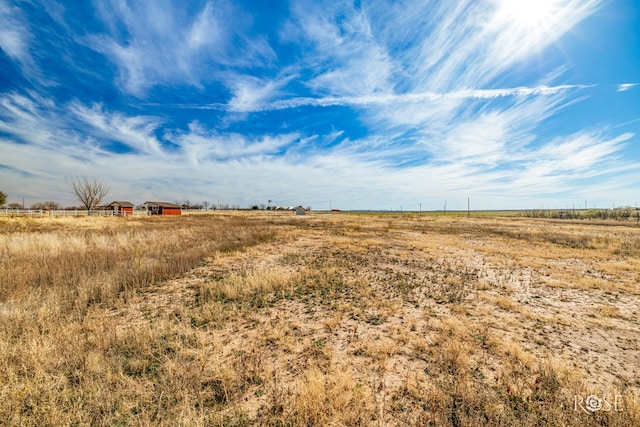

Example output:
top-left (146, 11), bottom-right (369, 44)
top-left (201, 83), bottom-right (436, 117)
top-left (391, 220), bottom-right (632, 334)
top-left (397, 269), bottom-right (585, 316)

top-left (144, 201), bottom-right (182, 208)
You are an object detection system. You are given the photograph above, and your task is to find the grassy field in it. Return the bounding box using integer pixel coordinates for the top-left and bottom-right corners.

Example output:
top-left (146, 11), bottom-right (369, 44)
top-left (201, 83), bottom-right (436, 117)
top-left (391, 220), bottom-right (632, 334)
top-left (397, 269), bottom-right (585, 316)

top-left (1, 212), bottom-right (638, 426)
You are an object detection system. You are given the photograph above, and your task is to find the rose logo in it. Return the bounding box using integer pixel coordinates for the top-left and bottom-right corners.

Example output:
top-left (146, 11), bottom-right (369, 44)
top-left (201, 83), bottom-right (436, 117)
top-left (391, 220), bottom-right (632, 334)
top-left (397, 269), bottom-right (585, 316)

top-left (585, 395), bottom-right (603, 412)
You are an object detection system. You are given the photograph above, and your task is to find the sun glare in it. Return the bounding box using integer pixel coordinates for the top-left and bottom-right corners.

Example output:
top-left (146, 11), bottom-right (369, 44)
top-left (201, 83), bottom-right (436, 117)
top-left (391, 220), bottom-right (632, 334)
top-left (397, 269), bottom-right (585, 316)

top-left (496, 0), bottom-right (563, 29)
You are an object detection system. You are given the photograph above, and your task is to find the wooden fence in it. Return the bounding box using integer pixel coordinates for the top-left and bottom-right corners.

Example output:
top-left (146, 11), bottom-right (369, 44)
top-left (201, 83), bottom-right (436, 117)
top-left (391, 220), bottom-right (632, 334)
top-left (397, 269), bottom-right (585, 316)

top-left (0, 209), bottom-right (148, 217)
top-left (1, 208), bottom-right (213, 217)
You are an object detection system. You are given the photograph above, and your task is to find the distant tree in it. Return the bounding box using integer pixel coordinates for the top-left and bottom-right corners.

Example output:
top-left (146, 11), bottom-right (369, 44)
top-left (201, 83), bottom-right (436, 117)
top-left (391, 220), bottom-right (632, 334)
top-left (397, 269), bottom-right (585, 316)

top-left (0, 191), bottom-right (6, 206)
top-left (67, 176), bottom-right (109, 215)
top-left (30, 201), bottom-right (60, 210)
top-left (203, 201), bottom-right (210, 211)
top-left (7, 202), bottom-right (22, 209)
top-left (181, 201), bottom-right (200, 210)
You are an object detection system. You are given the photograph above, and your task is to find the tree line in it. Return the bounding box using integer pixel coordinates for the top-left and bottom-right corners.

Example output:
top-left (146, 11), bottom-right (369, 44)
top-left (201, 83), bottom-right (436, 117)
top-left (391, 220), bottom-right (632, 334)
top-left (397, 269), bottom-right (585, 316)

top-left (1, 178), bottom-right (237, 213)
top-left (1, 177), bottom-right (108, 214)
top-left (524, 208), bottom-right (640, 221)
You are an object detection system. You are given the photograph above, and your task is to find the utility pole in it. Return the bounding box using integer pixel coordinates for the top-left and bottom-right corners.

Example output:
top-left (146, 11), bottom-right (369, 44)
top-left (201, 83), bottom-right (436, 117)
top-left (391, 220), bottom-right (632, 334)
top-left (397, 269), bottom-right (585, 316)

top-left (467, 197), bottom-right (470, 216)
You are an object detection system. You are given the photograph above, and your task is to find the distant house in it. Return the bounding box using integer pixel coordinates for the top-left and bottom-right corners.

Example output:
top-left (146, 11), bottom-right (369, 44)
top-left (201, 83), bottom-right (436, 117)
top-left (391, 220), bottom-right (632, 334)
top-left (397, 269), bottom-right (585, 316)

top-left (295, 206), bottom-right (306, 216)
top-left (107, 201), bottom-right (134, 216)
top-left (144, 201), bottom-right (182, 216)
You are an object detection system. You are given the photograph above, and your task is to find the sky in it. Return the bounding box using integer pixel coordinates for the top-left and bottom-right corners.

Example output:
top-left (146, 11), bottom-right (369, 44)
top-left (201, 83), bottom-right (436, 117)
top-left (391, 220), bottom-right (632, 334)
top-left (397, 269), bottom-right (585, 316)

top-left (1, 0), bottom-right (639, 211)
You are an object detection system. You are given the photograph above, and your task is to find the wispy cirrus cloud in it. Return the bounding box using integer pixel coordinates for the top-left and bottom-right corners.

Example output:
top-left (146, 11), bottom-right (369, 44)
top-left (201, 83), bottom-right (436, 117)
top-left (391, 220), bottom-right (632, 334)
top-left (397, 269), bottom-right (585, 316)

top-left (69, 102), bottom-right (165, 156)
top-left (86, 0), bottom-right (275, 96)
top-left (398, 0), bottom-right (601, 92)
top-left (168, 121), bottom-right (299, 166)
top-left (279, 0), bottom-right (600, 102)
top-left (281, 0), bottom-right (395, 97)
top-left (222, 84), bottom-right (589, 113)
top-left (160, 83), bottom-right (588, 115)
top-left (226, 74), bottom-right (295, 113)
top-left (0, 0), bottom-right (48, 85)
top-left (0, 0), bottom-right (31, 63)
top-left (617, 83), bottom-right (638, 92)
top-left (485, 0), bottom-right (602, 74)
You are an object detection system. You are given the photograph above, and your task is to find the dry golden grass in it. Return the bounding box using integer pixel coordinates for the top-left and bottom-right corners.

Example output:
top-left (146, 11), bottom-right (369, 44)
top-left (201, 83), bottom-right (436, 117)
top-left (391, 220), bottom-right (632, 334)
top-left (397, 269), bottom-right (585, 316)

top-left (1, 212), bottom-right (639, 425)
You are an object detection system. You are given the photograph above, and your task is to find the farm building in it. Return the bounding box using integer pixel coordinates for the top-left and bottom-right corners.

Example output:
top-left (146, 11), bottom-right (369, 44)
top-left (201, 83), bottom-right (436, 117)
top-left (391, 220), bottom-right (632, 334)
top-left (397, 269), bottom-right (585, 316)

top-left (144, 201), bottom-right (182, 216)
top-left (106, 201), bottom-right (134, 216)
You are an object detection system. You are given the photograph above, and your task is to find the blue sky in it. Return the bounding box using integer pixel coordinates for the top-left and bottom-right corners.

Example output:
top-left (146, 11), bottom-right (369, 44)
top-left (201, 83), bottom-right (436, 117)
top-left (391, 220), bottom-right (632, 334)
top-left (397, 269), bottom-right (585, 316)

top-left (1, 0), bottom-right (639, 210)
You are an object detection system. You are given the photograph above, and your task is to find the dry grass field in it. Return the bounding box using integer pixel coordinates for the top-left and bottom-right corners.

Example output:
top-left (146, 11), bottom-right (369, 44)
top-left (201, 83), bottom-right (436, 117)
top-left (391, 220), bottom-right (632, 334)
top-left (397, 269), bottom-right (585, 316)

top-left (1, 211), bottom-right (639, 426)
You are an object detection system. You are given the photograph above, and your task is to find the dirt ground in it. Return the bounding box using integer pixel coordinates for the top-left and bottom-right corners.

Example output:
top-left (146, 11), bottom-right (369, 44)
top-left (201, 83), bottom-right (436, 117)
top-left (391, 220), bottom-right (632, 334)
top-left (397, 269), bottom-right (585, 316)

top-left (107, 213), bottom-right (640, 423)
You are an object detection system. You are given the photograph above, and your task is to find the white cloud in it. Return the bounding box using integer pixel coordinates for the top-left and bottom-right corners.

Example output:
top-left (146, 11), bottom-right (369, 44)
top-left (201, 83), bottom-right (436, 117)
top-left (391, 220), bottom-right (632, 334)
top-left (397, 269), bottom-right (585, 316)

top-left (86, 0), bottom-right (276, 96)
top-left (70, 103), bottom-right (165, 156)
top-left (226, 75), bottom-right (295, 113)
top-left (617, 83), bottom-right (638, 92)
top-left (486, 0), bottom-right (602, 71)
top-left (0, 0), bottom-right (30, 62)
top-left (283, 0), bottom-right (396, 97)
top-left (225, 84), bottom-right (585, 113)
top-left (280, 0), bottom-right (601, 99)
top-left (168, 121), bottom-right (299, 166)
top-left (528, 132), bottom-right (631, 175)
top-left (0, 0), bottom-right (48, 84)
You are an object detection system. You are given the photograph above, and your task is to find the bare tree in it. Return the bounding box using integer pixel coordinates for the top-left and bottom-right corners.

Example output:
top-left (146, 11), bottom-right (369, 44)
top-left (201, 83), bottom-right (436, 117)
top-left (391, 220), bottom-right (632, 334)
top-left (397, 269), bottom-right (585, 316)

top-left (67, 176), bottom-right (109, 215)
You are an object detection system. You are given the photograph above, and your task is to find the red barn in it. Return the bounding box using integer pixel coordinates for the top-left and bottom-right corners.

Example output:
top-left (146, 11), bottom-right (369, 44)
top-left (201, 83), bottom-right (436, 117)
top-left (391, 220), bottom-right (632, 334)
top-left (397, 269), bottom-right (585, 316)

top-left (144, 201), bottom-right (182, 216)
top-left (107, 201), bottom-right (135, 216)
